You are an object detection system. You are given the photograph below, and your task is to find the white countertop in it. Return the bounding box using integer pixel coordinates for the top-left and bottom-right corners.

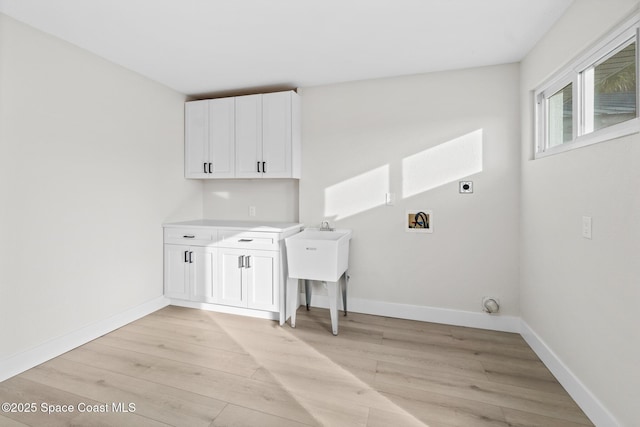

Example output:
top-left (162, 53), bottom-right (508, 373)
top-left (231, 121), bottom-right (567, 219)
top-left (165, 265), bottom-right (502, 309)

top-left (163, 219), bottom-right (303, 233)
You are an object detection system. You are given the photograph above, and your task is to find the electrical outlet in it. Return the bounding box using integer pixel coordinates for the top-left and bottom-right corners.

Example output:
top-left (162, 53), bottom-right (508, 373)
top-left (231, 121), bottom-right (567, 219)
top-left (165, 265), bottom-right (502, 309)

top-left (459, 181), bottom-right (473, 193)
top-left (249, 206), bottom-right (256, 217)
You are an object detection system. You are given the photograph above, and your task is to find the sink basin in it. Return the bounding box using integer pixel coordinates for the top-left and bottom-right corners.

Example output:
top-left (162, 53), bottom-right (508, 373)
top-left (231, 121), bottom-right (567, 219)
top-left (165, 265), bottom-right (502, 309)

top-left (285, 228), bottom-right (352, 282)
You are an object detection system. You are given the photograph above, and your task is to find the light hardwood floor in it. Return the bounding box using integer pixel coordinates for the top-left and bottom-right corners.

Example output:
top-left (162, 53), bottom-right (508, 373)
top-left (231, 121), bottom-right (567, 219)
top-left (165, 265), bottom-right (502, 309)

top-left (0, 306), bottom-right (593, 426)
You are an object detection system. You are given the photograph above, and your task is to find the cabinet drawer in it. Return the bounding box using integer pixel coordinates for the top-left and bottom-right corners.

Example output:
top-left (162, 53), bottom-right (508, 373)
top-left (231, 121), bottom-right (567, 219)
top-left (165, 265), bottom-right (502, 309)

top-left (218, 230), bottom-right (279, 250)
top-left (164, 227), bottom-right (218, 246)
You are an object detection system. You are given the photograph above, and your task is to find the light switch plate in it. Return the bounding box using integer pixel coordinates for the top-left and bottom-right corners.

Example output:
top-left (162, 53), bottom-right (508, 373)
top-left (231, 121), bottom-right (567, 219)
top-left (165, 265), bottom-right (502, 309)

top-left (385, 192), bottom-right (395, 205)
top-left (582, 216), bottom-right (592, 239)
top-left (459, 181), bottom-right (473, 193)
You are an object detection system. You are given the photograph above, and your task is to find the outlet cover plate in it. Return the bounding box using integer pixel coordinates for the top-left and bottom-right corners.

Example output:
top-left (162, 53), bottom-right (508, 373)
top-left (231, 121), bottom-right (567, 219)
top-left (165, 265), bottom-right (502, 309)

top-left (459, 181), bottom-right (473, 193)
top-left (482, 296), bottom-right (500, 313)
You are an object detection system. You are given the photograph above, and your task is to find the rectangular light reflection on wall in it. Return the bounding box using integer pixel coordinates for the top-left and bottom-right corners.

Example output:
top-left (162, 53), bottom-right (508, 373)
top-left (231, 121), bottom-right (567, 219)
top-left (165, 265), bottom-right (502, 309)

top-left (324, 165), bottom-right (389, 220)
top-left (402, 129), bottom-right (483, 198)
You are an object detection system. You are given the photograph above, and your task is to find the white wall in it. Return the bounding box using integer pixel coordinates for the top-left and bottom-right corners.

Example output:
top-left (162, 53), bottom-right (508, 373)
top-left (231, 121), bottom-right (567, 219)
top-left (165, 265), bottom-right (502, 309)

top-left (520, 1), bottom-right (640, 425)
top-left (202, 179), bottom-right (298, 222)
top-left (0, 14), bottom-right (202, 360)
top-left (299, 64), bottom-right (521, 317)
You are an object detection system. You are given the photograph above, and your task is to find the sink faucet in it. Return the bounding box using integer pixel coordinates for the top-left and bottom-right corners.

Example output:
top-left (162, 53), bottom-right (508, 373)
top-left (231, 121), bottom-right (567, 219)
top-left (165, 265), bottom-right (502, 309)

top-left (320, 220), bottom-right (334, 231)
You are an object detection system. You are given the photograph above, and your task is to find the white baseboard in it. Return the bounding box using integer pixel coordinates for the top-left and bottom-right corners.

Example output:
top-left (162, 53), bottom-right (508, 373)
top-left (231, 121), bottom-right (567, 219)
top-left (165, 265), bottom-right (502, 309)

top-left (299, 293), bottom-right (521, 333)
top-left (0, 296), bottom-right (169, 383)
top-left (169, 299), bottom-right (279, 321)
top-left (520, 321), bottom-right (619, 427)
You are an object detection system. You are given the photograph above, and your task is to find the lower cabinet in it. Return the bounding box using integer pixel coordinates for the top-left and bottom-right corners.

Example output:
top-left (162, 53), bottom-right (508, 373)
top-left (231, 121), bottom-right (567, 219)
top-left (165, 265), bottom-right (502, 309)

top-left (163, 221), bottom-right (301, 324)
top-left (217, 248), bottom-right (279, 312)
top-left (164, 245), bottom-right (216, 302)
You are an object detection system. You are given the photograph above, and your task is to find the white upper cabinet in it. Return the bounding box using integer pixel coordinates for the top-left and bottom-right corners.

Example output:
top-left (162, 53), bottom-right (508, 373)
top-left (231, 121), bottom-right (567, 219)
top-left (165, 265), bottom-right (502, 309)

top-left (185, 90), bottom-right (300, 179)
top-left (208, 98), bottom-right (235, 178)
top-left (185, 100), bottom-right (209, 178)
top-left (261, 91), bottom-right (293, 178)
top-left (185, 97), bottom-right (235, 178)
top-left (235, 94), bottom-right (263, 178)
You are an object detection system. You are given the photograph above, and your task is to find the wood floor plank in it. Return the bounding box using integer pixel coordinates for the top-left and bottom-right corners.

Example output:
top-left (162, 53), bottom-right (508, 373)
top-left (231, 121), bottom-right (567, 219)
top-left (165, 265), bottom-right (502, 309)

top-left (374, 360), bottom-right (592, 425)
top-left (287, 319), bottom-right (490, 382)
top-left (502, 407), bottom-right (594, 427)
top-left (102, 328), bottom-right (259, 377)
top-left (374, 383), bottom-right (510, 427)
top-left (211, 404), bottom-right (313, 427)
top-left (124, 316), bottom-right (247, 354)
top-left (20, 357), bottom-right (226, 427)
top-left (294, 395), bottom-right (370, 427)
top-left (381, 328), bottom-right (539, 364)
top-left (60, 342), bottom-right (319, 426)
top-left (0, 376), bottom-right (167, 426)
top-left (366, 407), bottom-right (449, 427)
top-left (0, 305), bottom-right (593, 427)
top-left (480, 358), bottom-right (568, 395)
top-left (0, 415), bottom-right (29, 426)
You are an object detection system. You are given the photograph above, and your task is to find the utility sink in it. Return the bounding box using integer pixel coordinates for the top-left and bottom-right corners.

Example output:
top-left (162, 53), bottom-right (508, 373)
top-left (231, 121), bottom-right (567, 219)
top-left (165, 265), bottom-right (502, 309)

top-left (285, 228), bottom-right (352, 282)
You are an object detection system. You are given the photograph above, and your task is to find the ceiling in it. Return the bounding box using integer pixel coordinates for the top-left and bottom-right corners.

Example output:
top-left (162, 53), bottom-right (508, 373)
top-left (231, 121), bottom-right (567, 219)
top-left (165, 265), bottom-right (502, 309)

top-left (0, 0), bottom-right (573, 97)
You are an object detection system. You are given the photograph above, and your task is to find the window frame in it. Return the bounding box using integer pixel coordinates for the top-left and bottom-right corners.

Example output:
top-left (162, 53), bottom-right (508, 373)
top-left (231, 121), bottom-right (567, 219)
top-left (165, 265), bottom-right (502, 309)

top-left (534, 13), bottom-right (640, 159)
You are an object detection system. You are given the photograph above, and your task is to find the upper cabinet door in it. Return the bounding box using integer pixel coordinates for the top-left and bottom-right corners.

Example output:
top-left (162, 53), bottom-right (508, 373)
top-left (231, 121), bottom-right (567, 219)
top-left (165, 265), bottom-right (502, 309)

top-left (185, 100), bottom-right (210, 178)
top-left (208, 98), bottom-right (235, 178)
top-left (262, 92), bottom-right (292, 178)
top-left (235, 94), bottom-right (263, 178)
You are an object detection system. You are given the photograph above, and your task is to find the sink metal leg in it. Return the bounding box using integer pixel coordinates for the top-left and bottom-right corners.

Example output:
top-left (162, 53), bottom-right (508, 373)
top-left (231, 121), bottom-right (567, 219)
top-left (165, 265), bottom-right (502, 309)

top-left (341, 271), bottom-right (348, 316)
top-left (304, 280), bottom-right (311, 310)
top-left (326, 280), bottom-right (339, 335)
top-left (286, 277), bottom-right (299, 328)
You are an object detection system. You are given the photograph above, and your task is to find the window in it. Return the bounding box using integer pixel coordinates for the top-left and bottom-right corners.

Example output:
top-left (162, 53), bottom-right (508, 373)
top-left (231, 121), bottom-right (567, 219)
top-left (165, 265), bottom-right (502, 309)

top-left (535, 14), bottom-right (640, 158)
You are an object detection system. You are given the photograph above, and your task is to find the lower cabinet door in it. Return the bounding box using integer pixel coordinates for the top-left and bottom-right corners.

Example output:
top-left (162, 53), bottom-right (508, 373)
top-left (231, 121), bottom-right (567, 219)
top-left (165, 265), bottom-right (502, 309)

top-left (165, 242), bottom-right (280, 314)
top-left (217, 249), bottom-right (247, 307)
top-left (164, 244), bottom-right (190, 300)
top-left (190, 246), bottom-right (216, 303)
top-left (245, 250), bottom-right (279, 312)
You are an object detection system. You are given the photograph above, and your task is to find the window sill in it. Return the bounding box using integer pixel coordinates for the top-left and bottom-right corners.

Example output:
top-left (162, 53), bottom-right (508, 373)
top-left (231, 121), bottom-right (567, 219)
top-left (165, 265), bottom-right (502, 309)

top-left (535, 118), bottom-right (640, 159)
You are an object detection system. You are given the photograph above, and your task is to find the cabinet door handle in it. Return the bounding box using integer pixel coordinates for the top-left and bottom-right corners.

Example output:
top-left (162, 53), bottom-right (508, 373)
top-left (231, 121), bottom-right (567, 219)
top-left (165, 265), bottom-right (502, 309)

top-left (184, 250), bottom-right (188, 263)
top-left (183, 235), bottom-right (195, 238)
top-left (245, 255), bottom-right (251, 268)
top-left (238, 255), bottom-right (245, 268)
top-left (208, 163), bottom-right (212, 174)
top-left (262, 162), bottom-right (266, 173)
top-left (203, 162), bottom-right (208, 173)
top-left (238, 239), bottom-right (253, 242)
top-left (257, 161), bottom-right (261, 173)
top-left (189, 251), bottom-right (193, 263)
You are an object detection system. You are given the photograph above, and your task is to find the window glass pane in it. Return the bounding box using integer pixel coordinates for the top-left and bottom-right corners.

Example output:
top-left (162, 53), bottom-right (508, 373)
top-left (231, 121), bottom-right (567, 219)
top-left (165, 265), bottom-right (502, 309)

top-left (591, 42), bottom-right (636, 132)
top-left (548, 83), bottom-right (573, 147)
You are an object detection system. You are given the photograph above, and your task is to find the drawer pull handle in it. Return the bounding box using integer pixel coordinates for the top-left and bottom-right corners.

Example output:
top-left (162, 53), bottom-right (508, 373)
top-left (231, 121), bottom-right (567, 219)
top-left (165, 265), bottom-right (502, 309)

top-left (245, 256), bottom-right (251, 268)
top-left (239, 239), bottom-right (253, 242)
top-left (183, 235), bottom-right (195, 238)
top-left (238, 255), bottom-right (245, 268)
top-left (189, 251), bottom-right (193, 263)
